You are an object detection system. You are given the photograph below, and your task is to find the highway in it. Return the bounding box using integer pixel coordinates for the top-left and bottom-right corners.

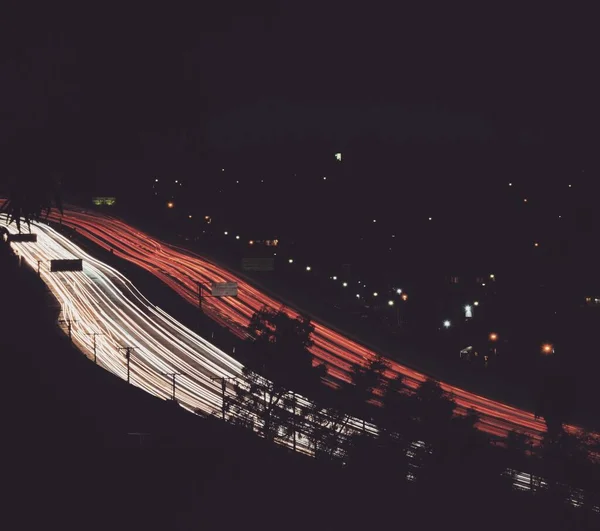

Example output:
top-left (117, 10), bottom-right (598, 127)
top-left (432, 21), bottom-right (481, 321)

top-left (2, 218), bottom-right (374, 456)
top-left (43, 206), bottom-right (563, 443)
top-left (2, 215), bottom-right (596, 502)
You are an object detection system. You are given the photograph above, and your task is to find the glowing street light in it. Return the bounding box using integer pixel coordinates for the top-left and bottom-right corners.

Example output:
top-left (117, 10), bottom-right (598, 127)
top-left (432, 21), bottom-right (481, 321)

top-left (541, 343), bottom-right (554, 355)
top-left (489, 333), bottom-right (498, 342)
top-left (490, 274), bottom-right (495, 279)
top-left (306, 266), bottom-right (311, 271)
top-left (373, 292), bottom-right (378, 297)
top-left (401, 293), bottom-right (408, 301)
top-left (332, 276), bottom-right (337, 280)
top-left (396, 288), bottom-right (402, 295)
top-left (443, 320), bottom-right (451, 328)
top-left (473, 301), bottom-right (479, 306)
top-left (188, 215), bottom-right (193, 219)
top-left (167, 201), bottom-right (174, 209)
top-left (288, 258), bottom-right (293, 263)
top-left (343, 282), bottom-right (348, 287)
top-left (388, 300), bottom-right (394, 306)
top-left (224, 231), bottom-right (228, 235)
top-left (236, 235), bottom-right (240, 240)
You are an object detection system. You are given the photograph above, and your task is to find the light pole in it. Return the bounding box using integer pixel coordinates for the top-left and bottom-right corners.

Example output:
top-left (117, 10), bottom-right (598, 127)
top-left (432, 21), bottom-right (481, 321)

top-left (87, 332), bottom-right (103, 364)
top-left (489, 332), bottom-right (498, 355)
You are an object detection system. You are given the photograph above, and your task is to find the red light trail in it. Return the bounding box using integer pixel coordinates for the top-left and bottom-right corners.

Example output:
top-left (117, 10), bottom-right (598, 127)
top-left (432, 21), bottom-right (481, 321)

top-left (39, 207), bottom-right (587, 442)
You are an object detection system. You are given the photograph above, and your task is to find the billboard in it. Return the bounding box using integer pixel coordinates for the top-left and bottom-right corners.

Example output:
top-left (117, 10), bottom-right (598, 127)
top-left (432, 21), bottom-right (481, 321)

top-left (211, 281), bottom-right (238, 297)
top-left (8, 233), bottom-right (37, 242)
top-left (92, 197), bottom-right (116, 206)
top-left (50, 259), bottom-right (83, 272)
top-left (242, 257), bottom-right (274, 271)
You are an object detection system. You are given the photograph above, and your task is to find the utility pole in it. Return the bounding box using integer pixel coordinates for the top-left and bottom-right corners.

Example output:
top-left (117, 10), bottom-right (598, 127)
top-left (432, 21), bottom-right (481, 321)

top-left (59, 319), bottom-right (77, 342)
top-left (86, 332), bottom-right (103, 364)
top-left (163, 372), bottom-right (182, 401)
top-left (198, 281), bottom-right (218, 312)
top-left (210, 376), bottom-right (236, 420)
top-left (292, 391), bottom-right (297, 452)
top-left (119, 347), bottom-right (135, 384)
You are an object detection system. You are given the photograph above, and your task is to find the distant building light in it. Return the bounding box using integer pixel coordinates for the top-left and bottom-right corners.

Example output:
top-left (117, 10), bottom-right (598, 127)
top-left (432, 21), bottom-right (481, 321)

top-left (332, 276), bottom-right (337, 280)
top-left (188, 215), bottom-right (192, 219)
top-left (236, 235), bottom-right (240, 240)
top-left (288, 258), bottom-right (293, 263)
top-left (175, 180), bottom-right (178, 183)
top-left (443, 320), bottom-right (451, 328)
top-left (473, 301), bottom-right (479, 306)
top-left (167, 201), bottom-right (174, 208)
top-left (401, 293), bottom-right (408, 301)
top-left (323, 176), bottom-right (327, 180)
top-left (306, 266), bottom-right (311, 271)
top-left (249, 240), bottom-right (254, 245)
top-left (388, 300), bottom-right (394, 306)
top-left (490, 274), bottom-right (495, 279)
top-left (396, 288), bottom-right (402, 294)
top-left (343, 282), bottom-right (348, 287)
top-left (373, 219), bottom-right (377, 223)
top-left (373, 292), bottom-right (378, 297)
top-left (155, 178), bottom-right (159, 182)
top-left (224, 231), bottom-right (228, 235)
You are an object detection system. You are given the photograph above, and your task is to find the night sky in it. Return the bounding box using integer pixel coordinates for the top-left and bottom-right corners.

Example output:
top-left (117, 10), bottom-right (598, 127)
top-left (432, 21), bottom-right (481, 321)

top-left (1, 3), bottom-right (598, 184)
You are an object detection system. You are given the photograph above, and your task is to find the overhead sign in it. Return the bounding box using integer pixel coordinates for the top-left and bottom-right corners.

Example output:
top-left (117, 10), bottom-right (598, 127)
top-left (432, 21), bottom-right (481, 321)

top-left (50, 259), bottom-right (83, 272)
top-left (211, 281), bottom-right (238, 297)
top-left (242, 257), bottom-right (274, 272)
top-left (92, 197), bottom-right (116, 206)
top-left (8, 233), bottom-right (37, 242)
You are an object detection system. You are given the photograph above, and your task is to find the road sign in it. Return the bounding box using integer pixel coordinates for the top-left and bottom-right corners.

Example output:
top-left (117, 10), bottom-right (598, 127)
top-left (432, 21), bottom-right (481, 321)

top-left (242, 257), bottom-right (274, 271)
top-left (50, 258), bottom-right (83, 272)
top-left (8, 233), bottom-right (37, 242)
top-left (211, 281), bottom-right (238, 297)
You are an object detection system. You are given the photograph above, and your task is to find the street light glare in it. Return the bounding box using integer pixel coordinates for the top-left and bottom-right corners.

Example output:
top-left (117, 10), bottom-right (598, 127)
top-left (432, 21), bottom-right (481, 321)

top-left (474, 301), bottom-right (479, 306)
top-left (489, 333), bottom-right (498, 342)
top-left (443, 320), bottom-right (451, 328)
top-left (306, 266), bottom-right (311, 271)
top-left (373, 292), bottom-right (378, 297)
top-left (396, 288), bottom-right (402, 294)
top-left (288, 258), bottom-right (293, 263)
top-left (541, 343), bottom-right (554, 354)
top-left (388, 300), bottom-right (394, 306)
top-left (332, 276), bottom-right (337, 280)
top-left (343, 282), bottom-right (348, 287)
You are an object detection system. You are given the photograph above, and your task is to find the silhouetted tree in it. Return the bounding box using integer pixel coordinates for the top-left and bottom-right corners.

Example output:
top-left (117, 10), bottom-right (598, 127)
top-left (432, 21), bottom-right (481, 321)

top-left (1, 173), bottom-right (62, 232)
top-left (304, 355), bottom-right (388, 461)
top-left (226, 307), bottom-right (326, 444)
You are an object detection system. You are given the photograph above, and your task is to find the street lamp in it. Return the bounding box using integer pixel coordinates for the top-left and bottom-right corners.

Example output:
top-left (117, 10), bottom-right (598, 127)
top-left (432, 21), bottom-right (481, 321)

top-left (388, 300), bottom-right (394, 306)
top-left (443, 320), bottom-right (451, 328)
top-left (401, 293), bottom-right (408, 301)
top-left (489, 333), bottom-right (498, 355)
top-left (541, 343), bottom-right (554, 355)
top-left (396, 288), bottom-right (402, 295)
top-left (306, 266), bottom-right (311, 271)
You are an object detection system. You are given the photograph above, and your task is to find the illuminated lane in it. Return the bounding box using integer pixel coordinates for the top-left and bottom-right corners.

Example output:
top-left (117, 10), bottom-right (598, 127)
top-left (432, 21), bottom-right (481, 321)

top-left (43, 207), bottom-right (579, 443)
top-left (2, 219), bottom-right (375, 455)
